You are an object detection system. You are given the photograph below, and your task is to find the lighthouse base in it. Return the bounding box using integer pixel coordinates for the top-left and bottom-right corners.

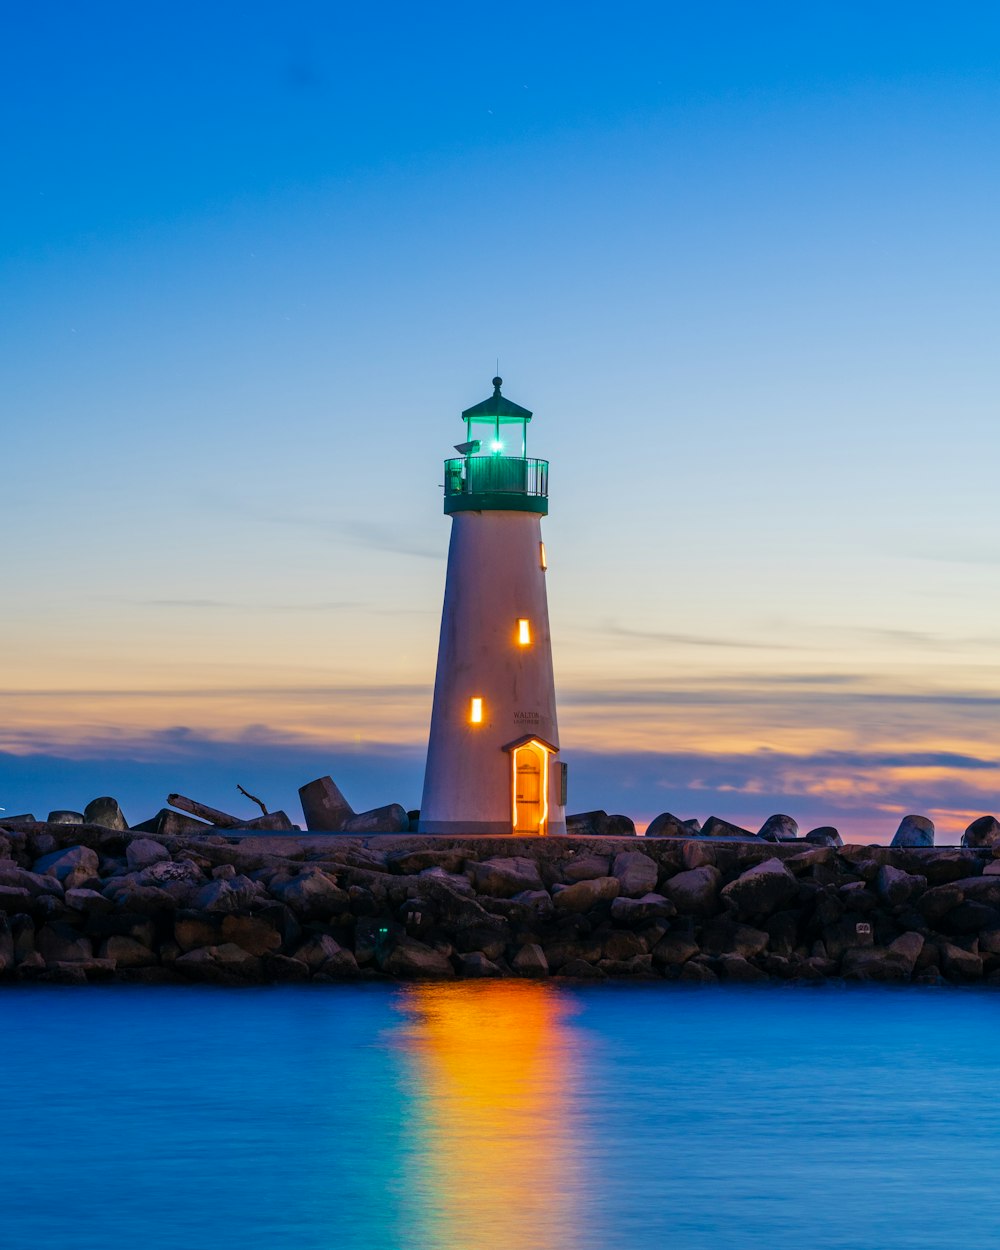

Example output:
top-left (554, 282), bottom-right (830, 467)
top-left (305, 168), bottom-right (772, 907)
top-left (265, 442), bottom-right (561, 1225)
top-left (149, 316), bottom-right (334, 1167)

top-left (418, 818), bottom-right (568, 837)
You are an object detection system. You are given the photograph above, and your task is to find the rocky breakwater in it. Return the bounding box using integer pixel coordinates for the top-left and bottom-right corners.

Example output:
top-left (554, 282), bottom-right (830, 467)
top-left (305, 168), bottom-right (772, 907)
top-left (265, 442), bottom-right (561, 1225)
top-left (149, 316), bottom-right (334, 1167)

top-left (4, 819), bottom-right (1000, 985)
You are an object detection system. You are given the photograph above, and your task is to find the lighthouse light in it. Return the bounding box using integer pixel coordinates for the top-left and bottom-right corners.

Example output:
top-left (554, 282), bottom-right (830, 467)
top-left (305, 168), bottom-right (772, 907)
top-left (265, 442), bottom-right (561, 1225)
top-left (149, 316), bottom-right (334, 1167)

top-left (517, 618), bottom-right (531, 646)
top-left (490, 439), bottom-right (504, 452)
top-left (469, 697), bottom-right (484, 724)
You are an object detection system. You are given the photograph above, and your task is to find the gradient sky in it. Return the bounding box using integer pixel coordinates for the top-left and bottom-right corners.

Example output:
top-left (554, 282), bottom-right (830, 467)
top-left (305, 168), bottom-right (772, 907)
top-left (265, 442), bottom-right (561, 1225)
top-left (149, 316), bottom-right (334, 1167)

top-left (3, 2), bottom-right (998, 839)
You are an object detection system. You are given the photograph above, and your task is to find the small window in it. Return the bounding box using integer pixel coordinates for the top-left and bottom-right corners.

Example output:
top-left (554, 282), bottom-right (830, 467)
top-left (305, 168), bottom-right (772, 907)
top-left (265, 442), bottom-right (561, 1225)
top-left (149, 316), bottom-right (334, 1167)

top-left (539, 541), bottom-right (547, 570)
top-left (517, 618), bottom-right (531, 646)
top-left (469, 696), bottom-right (483, 724)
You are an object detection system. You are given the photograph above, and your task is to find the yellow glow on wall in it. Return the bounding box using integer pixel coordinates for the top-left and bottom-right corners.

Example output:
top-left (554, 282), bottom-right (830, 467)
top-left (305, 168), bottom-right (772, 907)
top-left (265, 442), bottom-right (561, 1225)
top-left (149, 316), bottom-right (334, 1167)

top-left (469, 696), bottom-right (483, 724)
top-left (511, 738), bottom-right (551, 835)
top-left (517, 618), bottom-right (531, 646)
top-left (539, 541), bottom-right (547, 570)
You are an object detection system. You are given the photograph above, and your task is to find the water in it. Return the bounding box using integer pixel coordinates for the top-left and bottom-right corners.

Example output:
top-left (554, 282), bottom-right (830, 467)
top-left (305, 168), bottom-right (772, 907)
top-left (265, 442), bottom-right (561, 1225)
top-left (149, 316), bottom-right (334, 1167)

top-left (3, 982), bottom-right (1000, 1250)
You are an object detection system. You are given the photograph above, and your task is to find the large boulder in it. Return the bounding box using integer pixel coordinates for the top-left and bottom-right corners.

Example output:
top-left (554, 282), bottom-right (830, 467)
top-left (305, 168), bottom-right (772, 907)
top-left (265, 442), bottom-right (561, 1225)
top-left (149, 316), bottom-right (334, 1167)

top-left (804, 826), bottom-right (843, 847)
top-left (612, 851), bottom-right (658, 897)
top-left (220, 914), bottom-right (283, 957)
top-left (271, 869), bottom-right (349, 918)
top-left (557, 853), bottom-right (610, 883)
top-left (36, 923), bottom-right (93, 964)
top-left (609, 893), bottom-right (676, 925)
top-left (0, 863), bottom-right (63, 899)
top-left (83, 797), bottom-right (128, 831)
top-left (380, 937), bottom-right (454, 979)
top-left (891, 815), bottom-right (935, 848)
top-left (644, 811), bottom-right (688, 838)
top-left (962, 816), bottom-right (1000, 849)
top-left (565, 811), bottom-right (610, 837)
top-left (467, 856), bottom-right (543, 898)
top-left (47, 811), bottom-right (83, 825)
top-left (758, 814), bottom-right (799, 842)
top-left (721, 858), bottom-right (799, 920)
top-left (876, 865), bottom-right (926, 907)
top-left (701, 816), bottom-right (757, 840)
top-left (843, 933), bottom-right (924, 982)
top-left (33, 845), bottom-right (99, 887)
top-left (342, 804), bottom-right (408, 835)
top-left (189, 876), bottom-right (262, 914)
top-left (298, 776), bottom-right (354, 832)
top-left (553, 876), bottom-right (619, 913)
top-left (126, 838), bottom-right (171, 870)
top-left (511, 943), bottom-right (549, 976)
top-left (99, 935), bottom-right (158, 968)
top-left (662, 866), bottom-right (721, 916)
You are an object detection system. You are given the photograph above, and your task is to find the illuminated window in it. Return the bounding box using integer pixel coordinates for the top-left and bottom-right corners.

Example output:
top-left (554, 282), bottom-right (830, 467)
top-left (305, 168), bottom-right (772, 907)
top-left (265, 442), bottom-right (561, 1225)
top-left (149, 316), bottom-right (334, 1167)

top-left (517, 618), bottom-right (531, 646)
top-left (469, 696), bottom-right (483, 724)
top-left (539, 541), bottom-right (547, 570)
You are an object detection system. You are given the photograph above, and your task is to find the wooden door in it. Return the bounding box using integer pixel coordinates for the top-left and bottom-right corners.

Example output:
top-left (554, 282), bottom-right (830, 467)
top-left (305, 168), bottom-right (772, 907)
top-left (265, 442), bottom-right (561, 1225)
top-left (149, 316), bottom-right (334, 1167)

top-left (514, 744), bottom-right (545, 834)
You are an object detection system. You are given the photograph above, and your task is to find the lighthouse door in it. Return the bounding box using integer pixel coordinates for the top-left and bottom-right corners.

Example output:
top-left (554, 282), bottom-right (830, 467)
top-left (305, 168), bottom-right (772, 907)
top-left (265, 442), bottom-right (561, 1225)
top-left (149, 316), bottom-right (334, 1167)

top-left (513, 742), bottom-right (547, 834)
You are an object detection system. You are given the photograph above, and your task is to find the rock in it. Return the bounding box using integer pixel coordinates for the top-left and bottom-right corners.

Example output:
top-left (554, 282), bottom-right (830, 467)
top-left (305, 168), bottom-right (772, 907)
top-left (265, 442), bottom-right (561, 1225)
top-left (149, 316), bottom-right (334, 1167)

top-left (138, 858), bottom-right (204, 888)
top-left (683, 819), bottom-right (702, 833)
top-left (342, 804), bottom-right (409, 834)
top-left (606, 814), bottom-right (637, 836)
top-left (558, 958), bottom-right (605, 978)
top-left (132, 810), bottom-right (213, 838)
top-left (83, 797), bottom-right (129, 831)
top-left (99, 936), bottom-right (157, 968)
top-left (651, 934), bottom-right (699, 967)
top-left (962, 816), bottom-right (1000, 849)
top-left (511, 943), bottom-right (549, 976)
top-left (565, 811), bottom-right (610, 837)
top-left (262, 954), bottom-right (311, 982)
top-left (386, 848), bottom-right (467, 874)
top-left (644, 811), bottom-right (689, 838)
top-left (612, 851), bottom-right (658, 897)
top-left (294, 934), bottom-right (347, 970)
top-left (380, 937), bottom-right (454, 979)
top-left (552, 876), bottom-right (619, 913)
top-left (876, 865), bottom-right (926, 906)
top-left (730, 924), bottom-right (770, 958)
top-left (126, 838), bottom-right (171, 870)
top-left (271, 869), bottom-right (349, 918)
top-left (36, 922), bottom-right (93, 963)
top-left (609, 893), bottom-right (676, 925)
top-left (190, 876), bottom-right (261, 914)
top-left (468, 856), bottom-right (543, 898)
top-left (175, 944), bottom-right (262, 981)
top-left (64, 888), bottom-right (114, 915)
top-left (758, 814), bottom-right (799, 842)
top-left (510, 888), bottom-right (555, 917)
top-left (34, 845), bottom-right (100, 887)
top-left (174, 915), bottom-right (221, 951)
top-left (701, 816), bottom-right (756, 840)
top-left (682, 842), bottom-right (716, 869)
top-left (678, 959), bottom-right (718, 983)
top-left (298, 776), bottom-right (355, 831)
top-left (891, 815), bottom-right (935, 848)
top-left (220, 914), bottom-right (282, 957)
top-left (939, 942), bottom-right (983, 981)
top-left (0, 863), bottom-right (63, 899)
top-left (557, 853), bottom-right (610, 883)
top-left (717, 954), bottom-right (768, 983)
top-left (804, 826), bottom-right (843, 847)
top-left (418, 867), bottom-right (475, 894)
top-left (721, 858), bottom-right (799, 920)
top-left (236, 811), bottom-right (297, 832)
top-left (457, 952), bottom-right (502, 977)
top-left (662, 866), bottom-right (721, 916)
top-left (603, 931), bottom-right (647, 961)
top-left (47, 811), bottom-right (84, 825)
top-left (0, 886), bottom-right (34, 911)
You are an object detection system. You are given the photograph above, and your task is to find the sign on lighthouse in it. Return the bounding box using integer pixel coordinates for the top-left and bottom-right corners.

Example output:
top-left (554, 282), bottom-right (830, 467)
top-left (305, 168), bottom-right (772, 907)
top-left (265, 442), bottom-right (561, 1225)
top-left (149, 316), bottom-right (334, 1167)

top-left (419, 378), bottom-right (567, 836)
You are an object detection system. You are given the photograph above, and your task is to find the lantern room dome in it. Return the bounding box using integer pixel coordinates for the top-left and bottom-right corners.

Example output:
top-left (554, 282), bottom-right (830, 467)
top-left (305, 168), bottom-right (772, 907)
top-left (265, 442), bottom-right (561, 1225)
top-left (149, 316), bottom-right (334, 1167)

top-left (461, 377), bottom-right (533, 424)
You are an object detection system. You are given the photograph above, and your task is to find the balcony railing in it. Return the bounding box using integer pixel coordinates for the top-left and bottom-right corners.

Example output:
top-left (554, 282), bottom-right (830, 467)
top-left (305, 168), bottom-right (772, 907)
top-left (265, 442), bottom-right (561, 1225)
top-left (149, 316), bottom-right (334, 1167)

top-left (443, 455), bottom-right (549, 500)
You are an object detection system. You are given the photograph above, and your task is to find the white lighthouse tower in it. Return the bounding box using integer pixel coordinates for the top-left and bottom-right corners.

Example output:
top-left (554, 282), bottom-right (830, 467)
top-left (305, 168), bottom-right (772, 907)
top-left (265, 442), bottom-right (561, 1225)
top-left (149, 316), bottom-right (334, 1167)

top-left (419, 378), bottom-right (566, 836)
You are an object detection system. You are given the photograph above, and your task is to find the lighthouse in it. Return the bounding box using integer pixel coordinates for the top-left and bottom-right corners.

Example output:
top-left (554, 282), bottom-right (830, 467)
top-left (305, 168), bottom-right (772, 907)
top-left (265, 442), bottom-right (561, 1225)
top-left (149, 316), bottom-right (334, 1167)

top-left (419, 378), bottom-right (567, 836)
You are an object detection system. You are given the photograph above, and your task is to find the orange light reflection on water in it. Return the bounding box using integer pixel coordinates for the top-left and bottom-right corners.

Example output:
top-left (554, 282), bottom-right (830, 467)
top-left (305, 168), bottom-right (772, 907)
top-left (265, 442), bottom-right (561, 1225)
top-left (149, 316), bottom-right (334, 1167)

top-left (393, 982), bottom-right (586, 1250)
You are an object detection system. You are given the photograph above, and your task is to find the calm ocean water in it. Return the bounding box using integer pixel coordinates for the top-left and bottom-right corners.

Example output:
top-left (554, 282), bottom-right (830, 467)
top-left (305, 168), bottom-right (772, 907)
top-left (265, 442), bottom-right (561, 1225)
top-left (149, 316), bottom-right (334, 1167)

top-left (2, 982), bottom-right (1000, 1250)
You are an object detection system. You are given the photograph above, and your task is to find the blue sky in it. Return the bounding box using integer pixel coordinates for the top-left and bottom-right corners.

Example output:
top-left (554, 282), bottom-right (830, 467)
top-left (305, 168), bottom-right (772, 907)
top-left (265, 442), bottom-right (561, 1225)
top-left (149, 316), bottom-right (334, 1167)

top-left (2, 2), bottom-right (999, 838)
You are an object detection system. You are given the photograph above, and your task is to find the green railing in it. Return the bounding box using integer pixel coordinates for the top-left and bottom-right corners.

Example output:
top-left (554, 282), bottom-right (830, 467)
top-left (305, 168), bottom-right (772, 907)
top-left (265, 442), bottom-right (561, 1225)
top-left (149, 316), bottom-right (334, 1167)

top-left (443, 455), bottom-right (549, 499)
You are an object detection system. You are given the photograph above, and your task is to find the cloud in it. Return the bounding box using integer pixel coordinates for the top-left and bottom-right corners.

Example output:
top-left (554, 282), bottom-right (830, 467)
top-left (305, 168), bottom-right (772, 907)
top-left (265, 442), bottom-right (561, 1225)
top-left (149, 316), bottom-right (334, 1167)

top-left (598, 622), bottom-right (793, 650)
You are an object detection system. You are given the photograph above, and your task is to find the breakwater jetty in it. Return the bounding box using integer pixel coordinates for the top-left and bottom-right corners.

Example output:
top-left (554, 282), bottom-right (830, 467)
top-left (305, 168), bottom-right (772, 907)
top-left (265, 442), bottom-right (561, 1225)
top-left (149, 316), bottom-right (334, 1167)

top-left (3, 818), bottom-right (1000, 985)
